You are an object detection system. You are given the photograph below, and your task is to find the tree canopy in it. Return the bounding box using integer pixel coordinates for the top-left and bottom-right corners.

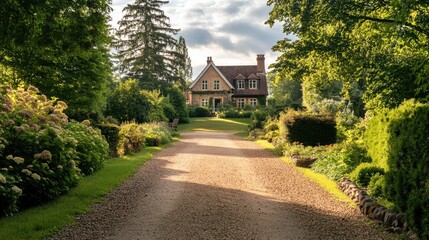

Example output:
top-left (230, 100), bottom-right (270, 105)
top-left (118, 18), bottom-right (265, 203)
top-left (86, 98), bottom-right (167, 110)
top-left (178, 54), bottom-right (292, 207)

top-left (0, 0), bottom-right (113, 120)
top-left (267, 0), bottom-right (429, 112)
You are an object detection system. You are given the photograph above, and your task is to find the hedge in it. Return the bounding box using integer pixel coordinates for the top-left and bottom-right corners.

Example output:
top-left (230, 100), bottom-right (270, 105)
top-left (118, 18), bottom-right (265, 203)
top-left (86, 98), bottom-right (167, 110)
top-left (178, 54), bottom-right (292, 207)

top-left (279, 110), bottom-right (336, 146)
top-left (364, 100), bottom-right (429, 238)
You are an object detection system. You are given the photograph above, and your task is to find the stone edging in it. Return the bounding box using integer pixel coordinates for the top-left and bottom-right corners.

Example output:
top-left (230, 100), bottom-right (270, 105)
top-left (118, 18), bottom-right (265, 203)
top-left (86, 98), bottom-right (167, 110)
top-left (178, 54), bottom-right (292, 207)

top-left (339, 178), bottom-right (417, 239)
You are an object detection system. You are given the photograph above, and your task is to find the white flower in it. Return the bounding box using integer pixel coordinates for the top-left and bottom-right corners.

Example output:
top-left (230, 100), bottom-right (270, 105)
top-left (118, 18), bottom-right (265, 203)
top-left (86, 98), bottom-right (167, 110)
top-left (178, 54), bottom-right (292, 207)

top-left (12, 186), bottom-right (22, 194)
top-left (31, 173), bottom-right (41, 181)
top-left (6, 155), bottom-right (13, 160)
top-left (40, 150), bottom-right (52, 160)
top-left (57, 165), bottom-right (63, 170)
top-left (13, 157), bottom-right (25, 164)
top-left (0, 173), bottom-right (6, 184)
top-left (21, 169), bottom-right (32, 176)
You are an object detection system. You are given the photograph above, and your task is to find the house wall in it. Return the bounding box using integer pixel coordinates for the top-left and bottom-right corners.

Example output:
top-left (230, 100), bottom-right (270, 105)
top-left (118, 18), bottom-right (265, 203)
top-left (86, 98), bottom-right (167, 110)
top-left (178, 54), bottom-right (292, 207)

top-left (192, 66), bottom-right (231, 91)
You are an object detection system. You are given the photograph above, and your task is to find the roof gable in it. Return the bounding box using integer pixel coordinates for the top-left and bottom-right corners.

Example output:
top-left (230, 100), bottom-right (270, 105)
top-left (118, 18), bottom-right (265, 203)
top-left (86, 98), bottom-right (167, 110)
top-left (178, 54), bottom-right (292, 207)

top-left (190, 62), bottom-right (235, 89)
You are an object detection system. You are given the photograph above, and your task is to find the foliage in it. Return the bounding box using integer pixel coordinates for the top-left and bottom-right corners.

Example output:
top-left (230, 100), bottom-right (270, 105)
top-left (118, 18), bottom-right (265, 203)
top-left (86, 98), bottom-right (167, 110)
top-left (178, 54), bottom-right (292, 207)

top-left (0, 86), bottom-right (81, 213)
top-left (0, 1), bottom-right (113, 120)
top-left (160, 85), bottom-right (189, 123)
top-left (263, 118), bottom-right (279, 142)
top-left (140, 122), bottom-right (173, 147)
top-left (114, 0), bottom-right (181, 86)
top-left (216, 107), bottom-right (252, 118)
top-left (349, 163), bottom-right (385, 188)
top-left (249, 108), bottom-right (269, 130)
top-left (105, 79), bottom-right (152, 123)
top-left (117, 122), bottom-right (145, 156)
top-left (64, 121), bottom-right (109, 176)
top-left (266, 0), bottom-right (429, 113)
top-left (278, 109), bottom-right (336, 146)
top-left (364, 100), bottom-right (429, 238)
top-left (174, 36), bottom-right (193, 91)
top-left (98, 123), bottom-right (120, 157)
top-left (141, 89), bottom-right (169, 122)
top-left (117, 121), bottom-right (173, 156)
top-left (267, 71), bottom-right (303, 108)
top-left (188, 106), bottom-right (211, 117)
top-left (367, 173), bottom-right (385, 199)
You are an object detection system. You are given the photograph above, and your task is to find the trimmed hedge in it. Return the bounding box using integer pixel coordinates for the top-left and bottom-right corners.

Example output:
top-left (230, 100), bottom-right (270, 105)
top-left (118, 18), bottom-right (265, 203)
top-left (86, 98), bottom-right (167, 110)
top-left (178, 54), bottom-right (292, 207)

top-left (279, 110), bottom-right (336, 146)
top-left (364, 100), bottom-right (429, 238)
top-left (349, 163), bottom-right (384, 188)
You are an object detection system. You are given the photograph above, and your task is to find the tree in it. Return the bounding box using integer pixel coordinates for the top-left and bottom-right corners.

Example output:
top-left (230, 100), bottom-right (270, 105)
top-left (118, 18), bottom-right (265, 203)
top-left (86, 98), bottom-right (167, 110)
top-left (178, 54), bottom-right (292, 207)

top-left (0, 0), bottom-right (113, 121)
top-left (105, 79), bottom-right (152, 123)
top-left (267, 71), bottom-right (302, 107)
top-left (114, 0), bottom-right (179, 87)
top-left (266, 0), bottom-right (429, 112)
top-left (174, 36), bottom-right (193, 91)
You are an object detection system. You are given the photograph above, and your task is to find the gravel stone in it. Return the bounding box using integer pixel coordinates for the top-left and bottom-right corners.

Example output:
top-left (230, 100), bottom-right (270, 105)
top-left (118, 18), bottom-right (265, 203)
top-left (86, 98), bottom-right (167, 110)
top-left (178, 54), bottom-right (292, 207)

top-left (52, 132), bottom-right (400, 240)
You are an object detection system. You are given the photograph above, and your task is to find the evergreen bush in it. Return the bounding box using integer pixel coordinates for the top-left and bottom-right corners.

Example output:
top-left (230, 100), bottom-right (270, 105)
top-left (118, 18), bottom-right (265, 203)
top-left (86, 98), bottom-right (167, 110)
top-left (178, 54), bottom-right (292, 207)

top-left (365, 100), bottom-right (429, 238)
top-left (98, 123), bottom-right (120, 157)
top-left (278, 110), bottom-right (336, 146)
top-left (188, 106), bottom-right (211, 117)
top-left (349, 163), bottom-right (385, 188)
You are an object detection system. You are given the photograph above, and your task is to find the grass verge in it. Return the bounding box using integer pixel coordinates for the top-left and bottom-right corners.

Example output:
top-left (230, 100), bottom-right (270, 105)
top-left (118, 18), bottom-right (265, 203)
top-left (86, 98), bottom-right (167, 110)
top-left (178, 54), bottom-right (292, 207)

top-left (253, 139), bottom-right (353, 205)
top-left (178, 117), bottom-right (250, 134)
top-left (0, 143), bottom-right (171, 240)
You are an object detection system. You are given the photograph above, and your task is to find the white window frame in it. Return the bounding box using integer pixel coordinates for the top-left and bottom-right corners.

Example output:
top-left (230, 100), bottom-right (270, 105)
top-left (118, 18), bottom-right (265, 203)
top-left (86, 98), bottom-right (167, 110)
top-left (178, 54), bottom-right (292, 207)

top-left (237, 98), bottom-right (245, 108)
top-left (214, 80), bottom-right (220, 90)
top-left (249, 80), bottom-right (258, 89)
top-left (249, 98), bottom-right (257, 107)
top-left (201, 98), bottom-right (209, 107)
top-left (237, 80), bottom-right (245, 90)
top-left (202, 80), bottom-right (208, 90)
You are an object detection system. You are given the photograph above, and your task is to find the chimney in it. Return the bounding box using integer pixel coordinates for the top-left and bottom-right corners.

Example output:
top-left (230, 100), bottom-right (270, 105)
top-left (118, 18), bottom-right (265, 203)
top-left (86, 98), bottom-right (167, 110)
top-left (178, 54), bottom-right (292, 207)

top-left (256, 54), bottom-right (265, 74)
top-left (207, 56), bottom-right (213, 65)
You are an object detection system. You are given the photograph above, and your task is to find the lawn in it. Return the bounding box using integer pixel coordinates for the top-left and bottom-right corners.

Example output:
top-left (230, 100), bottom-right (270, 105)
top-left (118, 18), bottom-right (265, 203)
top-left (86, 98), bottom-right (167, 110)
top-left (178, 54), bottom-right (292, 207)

top-left (178, 117), bottom-right (250, 134)
top-left (0, 144), bottom-right (171, 240)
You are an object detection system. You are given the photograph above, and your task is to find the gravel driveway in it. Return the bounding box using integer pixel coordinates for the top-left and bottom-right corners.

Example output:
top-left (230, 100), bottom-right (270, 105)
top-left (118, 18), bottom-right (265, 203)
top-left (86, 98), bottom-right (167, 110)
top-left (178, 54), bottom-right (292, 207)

top-left (52, 132), bottom-right (398, 240)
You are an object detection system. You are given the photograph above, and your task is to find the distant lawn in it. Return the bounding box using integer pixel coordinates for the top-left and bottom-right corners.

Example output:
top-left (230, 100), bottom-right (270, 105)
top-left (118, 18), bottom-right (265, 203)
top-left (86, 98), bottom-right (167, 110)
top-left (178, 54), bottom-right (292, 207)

top-left (178, 117), bottom-right (250, 134)
top-left (0, 144), bottom-right (171, 240)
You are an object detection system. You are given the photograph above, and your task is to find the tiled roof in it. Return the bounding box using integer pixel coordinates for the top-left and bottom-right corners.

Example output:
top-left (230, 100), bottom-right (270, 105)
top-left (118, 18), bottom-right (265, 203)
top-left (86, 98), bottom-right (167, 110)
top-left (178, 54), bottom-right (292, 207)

top-left (217, 65), bottom-right (268, 96)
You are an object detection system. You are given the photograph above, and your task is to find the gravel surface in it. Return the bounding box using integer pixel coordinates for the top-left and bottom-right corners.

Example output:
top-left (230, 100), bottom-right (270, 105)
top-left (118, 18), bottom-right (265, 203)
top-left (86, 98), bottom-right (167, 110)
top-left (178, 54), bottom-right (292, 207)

top-left (52, 132), bottom-right (399, 240)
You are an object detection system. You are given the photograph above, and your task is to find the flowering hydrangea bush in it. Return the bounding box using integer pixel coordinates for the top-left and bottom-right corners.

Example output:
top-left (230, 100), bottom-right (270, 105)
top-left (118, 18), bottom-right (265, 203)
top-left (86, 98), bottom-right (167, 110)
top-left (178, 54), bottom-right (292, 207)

top-left (65, 121), bottom-right (108, 176)
top-left (0, 85), bottom-right (108, 216)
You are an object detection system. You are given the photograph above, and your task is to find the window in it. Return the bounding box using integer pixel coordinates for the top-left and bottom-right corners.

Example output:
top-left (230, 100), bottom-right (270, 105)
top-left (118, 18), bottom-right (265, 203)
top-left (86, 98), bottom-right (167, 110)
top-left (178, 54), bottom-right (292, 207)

top-left (201, 99), bottom-right (209, 106)
top-left (214, 80), bottom-right (220, 90)
top-left (202, 80), bottom-right (208, 90)
top-left (249, 98), bottom-right (257, 107)
top-left (237, 98), bottom-right (245, 108)
top-left (249, 80), bottom-right (258, 89)
top-left (237, 80), bottom-right (245, 89)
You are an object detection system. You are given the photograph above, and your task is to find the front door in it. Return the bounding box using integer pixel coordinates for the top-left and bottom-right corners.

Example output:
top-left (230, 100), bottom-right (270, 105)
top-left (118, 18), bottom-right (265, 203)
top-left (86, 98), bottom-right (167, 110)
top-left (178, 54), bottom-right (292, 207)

top-left (213, 98), bottom-right (222, 112)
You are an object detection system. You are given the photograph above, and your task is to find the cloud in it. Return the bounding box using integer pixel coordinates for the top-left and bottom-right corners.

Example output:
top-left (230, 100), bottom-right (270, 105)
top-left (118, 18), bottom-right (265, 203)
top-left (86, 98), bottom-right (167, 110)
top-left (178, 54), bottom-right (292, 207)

top-left (111, 0), bottom-right (285, 77)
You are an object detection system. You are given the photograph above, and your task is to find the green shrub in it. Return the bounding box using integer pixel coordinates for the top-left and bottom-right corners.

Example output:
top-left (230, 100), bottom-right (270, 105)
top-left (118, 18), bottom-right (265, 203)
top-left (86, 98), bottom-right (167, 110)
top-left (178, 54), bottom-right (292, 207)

top-left (0, 86), bottom-right (80, 212)
top-left (249, 108), bottom-right (268, 130)
top-left (216, 107), bottom-right (252, 118)
top-left (365, 100), bottom-right (429, 238)
top-left (368, 173), bottom-right (385, 199)
top-left (140, 122), bottom-right (172, 146)
top-left (105, 79), bottom-right (152, 123)
top-left (279, 109), bottom-right (336, 146)
top-left (98, 123), bottom-right (120, 157)
top-left (350, 163), bottom-right (385, 188)
top-left (65, 121), bottom-right (109, 176)
top-left (189, 106), bottom-right (211, 117)
top-left (117, 122), bottom-right (145, 156)
top-left (0, 171), bottom-right (21, 216)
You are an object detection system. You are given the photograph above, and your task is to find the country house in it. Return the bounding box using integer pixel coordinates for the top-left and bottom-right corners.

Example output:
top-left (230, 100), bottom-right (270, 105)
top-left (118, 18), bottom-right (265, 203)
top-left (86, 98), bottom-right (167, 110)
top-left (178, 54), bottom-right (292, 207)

top-left (188, 54), bottom-right (268, 112)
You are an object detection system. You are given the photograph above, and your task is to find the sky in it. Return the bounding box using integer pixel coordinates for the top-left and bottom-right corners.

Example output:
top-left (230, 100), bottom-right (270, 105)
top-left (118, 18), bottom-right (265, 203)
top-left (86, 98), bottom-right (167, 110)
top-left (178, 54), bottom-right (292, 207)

top-left (110, 0), bottom-right (287, 79)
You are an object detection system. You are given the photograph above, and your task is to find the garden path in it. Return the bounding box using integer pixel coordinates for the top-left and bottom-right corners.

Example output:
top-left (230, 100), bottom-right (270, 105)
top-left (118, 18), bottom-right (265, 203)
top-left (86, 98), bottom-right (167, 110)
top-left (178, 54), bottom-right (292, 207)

top-left (52, 132), bottom-right (397, 239)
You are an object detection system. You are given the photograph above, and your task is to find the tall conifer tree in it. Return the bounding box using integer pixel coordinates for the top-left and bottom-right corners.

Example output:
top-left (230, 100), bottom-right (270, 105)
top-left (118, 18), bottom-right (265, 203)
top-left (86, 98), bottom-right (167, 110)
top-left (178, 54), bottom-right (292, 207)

top-left (114, 0), bottom-right (179, 86)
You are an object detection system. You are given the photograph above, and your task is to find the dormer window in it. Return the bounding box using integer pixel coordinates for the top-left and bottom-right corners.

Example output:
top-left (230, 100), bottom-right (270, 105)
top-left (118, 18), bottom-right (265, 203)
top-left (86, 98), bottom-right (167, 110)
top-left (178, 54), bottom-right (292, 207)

top-left (237, 80), bottom-right (245, 89)
top-left (202, 80), bottom-right (208, 90)
top-left (249, 80), bottom-right (258, 89)
top-left (214, 80), bottom-right (220, 90)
